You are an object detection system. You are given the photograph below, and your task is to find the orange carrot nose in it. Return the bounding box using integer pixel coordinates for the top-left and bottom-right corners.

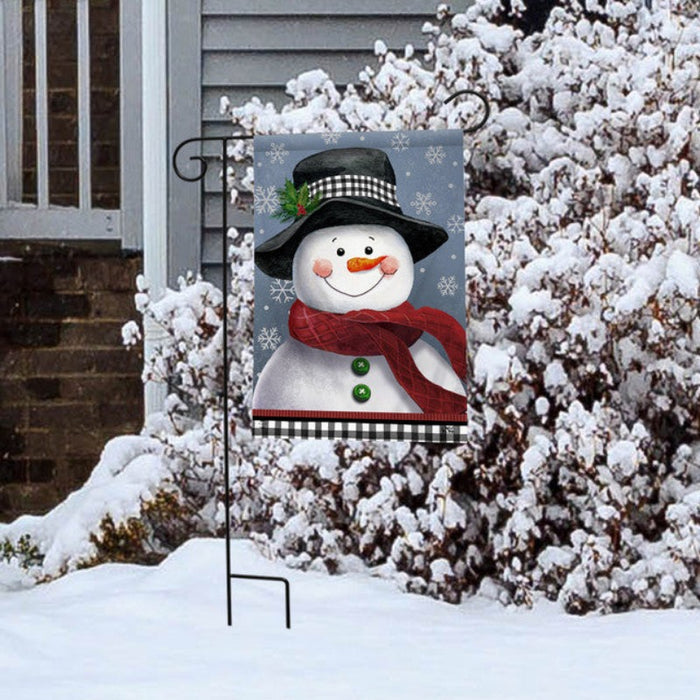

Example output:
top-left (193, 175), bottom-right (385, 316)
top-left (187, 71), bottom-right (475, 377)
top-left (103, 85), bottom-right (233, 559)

top-left (347, 255), bottom-right (387, 272)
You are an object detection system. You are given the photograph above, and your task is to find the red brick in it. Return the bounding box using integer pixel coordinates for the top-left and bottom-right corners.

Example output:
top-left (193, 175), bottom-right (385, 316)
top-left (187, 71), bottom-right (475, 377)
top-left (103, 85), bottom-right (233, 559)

top-left (0, 293), bottom-right (25, 316)
top-left (92, 143), bottom-right (119, 168)
top-left (91, 34), bottom-right (119, 61)
top-left (25, 377), bottom-right (61, 400)
top-left (0, 405), bottom-right (27, 431)
top-left (4, 322), bottom-right (61, 348)
top-left (28, 459), bottom-right (55, 483)
top-left (63, 458), bottom-right (97, 485)
top-left (13, 255), bottom-right (78, 292)
top-left (39, 348), bottom-right (139, 375)
top-left (62, 428), bottom-right (113, 457)
top-left (96, 402), bottom-right (143, 430)
top-left (61, 321), bottom-right (126, 347)
top-left (0, 489), bottom-right (12, 519)
top-left (26, 348), bottom-right (88, 376)
top-left (0, 379), bottom-right (29, 403)
top-left (92, 89), bottom-right (119, 115)
top-left (29, 402), bottom-right (96, 429)
top-left (90, 7), bottom-right (119, 36)
top-left (46, 8), bottom-right (77, 36)
top-left (89, 291), bottom-right (135, 320)
top-left (47, 60), bottom-right (77, 90)
top-left (0, 350), bottom-right (27, 378)
top-left (25, 292), bottom-right (89, 320)
top-left (77, 258), bottom-right (141, 292)
top-left (20, 429), bottom-right (53, 458)
top-left (48, 90), bottom-right (77, 116)
top-left (91, 57), bottom-right (119, 87)
top-left (48, 142), bottom-right (78, 168)
top-left (92, 167), bottom-right (120, 194)
top-left (0, 424), bottom-right (24, 456)
top-left (33, 115), bottom-right (77, 141)
top-left (0, 261), bottom-right (24, 292)
top-left (60, 375), bottom-right (142, 402)
top-left (48, 169), bottom-right (79, 200)
top-left (0, 461), bottom-right (27, 485)
top-left (0, 483), bottom-right (63, 521)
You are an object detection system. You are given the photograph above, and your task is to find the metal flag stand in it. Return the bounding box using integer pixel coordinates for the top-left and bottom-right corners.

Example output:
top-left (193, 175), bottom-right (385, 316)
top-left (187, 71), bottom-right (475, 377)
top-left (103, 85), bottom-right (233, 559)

top-left (171, 88), bottom-right (489, 630)
top-left (173, 134), bottom-right (292, 629)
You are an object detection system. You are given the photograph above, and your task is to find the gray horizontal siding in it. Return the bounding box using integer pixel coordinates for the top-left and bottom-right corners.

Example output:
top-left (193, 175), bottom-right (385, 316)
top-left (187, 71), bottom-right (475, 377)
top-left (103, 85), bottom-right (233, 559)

top-left (169, 2), bottom-right (442, 285)
top-left (203, 50), bottom-right (405, 87)
top-left (203, 0), bottom-right (436, 14)
top-left (203, 16), bottom-right (433, 50)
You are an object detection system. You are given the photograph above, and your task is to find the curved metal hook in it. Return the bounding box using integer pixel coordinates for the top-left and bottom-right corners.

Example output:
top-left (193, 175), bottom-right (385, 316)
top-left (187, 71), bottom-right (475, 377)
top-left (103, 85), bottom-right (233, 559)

top-left (172, 137), bottom-right (210, 182)
top-left (445, 89), bottom-right (490, 134)
top-left (172, 135), bottom-right (254, 183)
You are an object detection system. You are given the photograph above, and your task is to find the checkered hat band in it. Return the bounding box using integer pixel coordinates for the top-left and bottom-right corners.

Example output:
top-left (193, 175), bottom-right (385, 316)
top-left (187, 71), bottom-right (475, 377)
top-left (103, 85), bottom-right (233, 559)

top-left (308, 175), bottom-right (399, 208)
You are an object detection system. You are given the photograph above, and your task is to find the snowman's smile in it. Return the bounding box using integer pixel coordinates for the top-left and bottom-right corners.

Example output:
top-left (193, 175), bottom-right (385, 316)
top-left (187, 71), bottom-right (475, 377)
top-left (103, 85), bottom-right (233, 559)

top-left (323, 273), bottom-right (386, 298)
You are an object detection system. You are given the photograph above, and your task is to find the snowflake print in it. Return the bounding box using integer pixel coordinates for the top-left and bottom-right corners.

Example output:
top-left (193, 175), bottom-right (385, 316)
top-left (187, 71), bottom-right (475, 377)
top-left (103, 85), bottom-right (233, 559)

top-left (270, 279), bottom-right (295, 303)
top-left (425, 145), bottom-right (446, 165)
top-left (410, 191), bottom-right (437, 216)
top-left (258, 326), bottom-right (282, 351)
top-left (265, 142), bottom-right (289, 165)
top-left (321, 133), bottom-right (341, 145)
top-left (254, 185), bottom-right (279, 215)
top-left (437, 275), bottom-right (458, 296)
top-left (446, 215), bottom-right (464, 236)
top-left (391, 132), bottom-right (410, 152)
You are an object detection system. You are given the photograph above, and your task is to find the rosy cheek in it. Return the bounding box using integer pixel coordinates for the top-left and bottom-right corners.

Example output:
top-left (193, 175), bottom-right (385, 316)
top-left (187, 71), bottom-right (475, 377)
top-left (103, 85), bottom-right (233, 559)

top-left (380, 256), bottom-right (399, 275)
top-left (313, 258), bottom-right (333, 278)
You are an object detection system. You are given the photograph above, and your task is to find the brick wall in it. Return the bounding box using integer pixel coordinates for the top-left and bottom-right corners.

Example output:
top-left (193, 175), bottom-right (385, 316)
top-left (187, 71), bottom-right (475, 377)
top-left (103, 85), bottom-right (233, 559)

top-left (0, 242), bottom-right (143, 522)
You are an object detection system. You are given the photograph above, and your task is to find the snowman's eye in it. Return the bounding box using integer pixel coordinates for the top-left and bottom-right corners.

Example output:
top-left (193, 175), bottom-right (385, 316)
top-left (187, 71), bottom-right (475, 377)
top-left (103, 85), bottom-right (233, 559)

top-left (364, 246), bottom-right (373, 255)
top-left (336, 247), bottom-right (345, 257)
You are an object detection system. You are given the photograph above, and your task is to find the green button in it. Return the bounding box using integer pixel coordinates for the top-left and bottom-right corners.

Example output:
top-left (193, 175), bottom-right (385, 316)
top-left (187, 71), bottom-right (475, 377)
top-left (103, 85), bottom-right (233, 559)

top-left (352, 383), bottom-right (371, 402)
top-left (351, 357), bottom-right (370, 376)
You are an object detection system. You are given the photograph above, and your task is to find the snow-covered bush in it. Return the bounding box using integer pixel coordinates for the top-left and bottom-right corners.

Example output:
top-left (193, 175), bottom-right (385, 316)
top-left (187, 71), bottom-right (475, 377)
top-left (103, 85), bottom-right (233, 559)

top-left (216, 0), bottom-right (700, 613)
top-left (2, 0), bottom-right (698, 613)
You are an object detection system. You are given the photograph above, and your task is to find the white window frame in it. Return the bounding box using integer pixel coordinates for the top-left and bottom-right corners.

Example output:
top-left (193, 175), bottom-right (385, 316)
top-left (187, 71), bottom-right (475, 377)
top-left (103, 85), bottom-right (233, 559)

top-left (0, 0), bottom-right (142, 249)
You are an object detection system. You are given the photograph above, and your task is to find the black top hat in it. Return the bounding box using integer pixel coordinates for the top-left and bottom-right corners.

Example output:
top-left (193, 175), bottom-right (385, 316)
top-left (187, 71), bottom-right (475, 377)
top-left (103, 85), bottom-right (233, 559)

top-left (255, 147), bottom-right (448, 280)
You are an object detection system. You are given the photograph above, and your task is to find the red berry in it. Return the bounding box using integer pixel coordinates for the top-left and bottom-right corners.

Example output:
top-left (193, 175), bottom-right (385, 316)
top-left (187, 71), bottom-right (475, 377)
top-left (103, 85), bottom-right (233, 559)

top-left (297, 203), bottom-right (307, 216)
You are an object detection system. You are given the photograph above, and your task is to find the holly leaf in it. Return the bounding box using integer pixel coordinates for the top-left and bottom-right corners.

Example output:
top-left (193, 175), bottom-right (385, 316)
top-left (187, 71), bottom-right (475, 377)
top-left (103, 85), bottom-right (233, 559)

top-left (271, 179), bottom-right (323, 222)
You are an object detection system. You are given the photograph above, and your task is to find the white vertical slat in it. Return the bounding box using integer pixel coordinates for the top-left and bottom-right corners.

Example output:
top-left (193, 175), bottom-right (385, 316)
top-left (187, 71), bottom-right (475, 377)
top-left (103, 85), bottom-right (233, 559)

top-left (0, 1), bottom-right (8, 207)
top-left (77, 0), bottom-right (92, 209)
top-left (2, 0), bottom-right (23, 204)
top-left (120, 0), bottom-right (143, 249)
top-left (142, 0), bottom-right (169, 416)
top-left (34, 0), bottom-right (49, 208)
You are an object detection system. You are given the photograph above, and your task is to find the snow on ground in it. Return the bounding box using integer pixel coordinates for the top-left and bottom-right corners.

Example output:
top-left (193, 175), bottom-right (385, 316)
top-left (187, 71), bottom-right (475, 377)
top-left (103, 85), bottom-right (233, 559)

top-left (1, 539), bottom-right (697, 700)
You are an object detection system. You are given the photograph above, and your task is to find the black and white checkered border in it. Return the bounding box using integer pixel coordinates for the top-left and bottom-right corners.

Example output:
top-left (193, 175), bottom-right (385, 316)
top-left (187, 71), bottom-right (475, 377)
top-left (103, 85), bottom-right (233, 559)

top-left (308, 174), bottom-right (399, 208)
top-left (253, 419), bottom-right (468, 443)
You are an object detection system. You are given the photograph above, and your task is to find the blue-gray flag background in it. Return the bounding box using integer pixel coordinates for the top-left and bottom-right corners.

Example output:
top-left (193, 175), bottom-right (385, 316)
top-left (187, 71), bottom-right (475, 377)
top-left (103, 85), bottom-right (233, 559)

top-left (253, 129), bottom-right (466, 381)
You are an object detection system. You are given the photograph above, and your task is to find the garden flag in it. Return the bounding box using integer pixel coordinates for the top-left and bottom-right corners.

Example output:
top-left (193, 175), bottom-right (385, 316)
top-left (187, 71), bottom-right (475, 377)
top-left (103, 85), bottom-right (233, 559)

top-left (252, 130), bottom-right (468, 442)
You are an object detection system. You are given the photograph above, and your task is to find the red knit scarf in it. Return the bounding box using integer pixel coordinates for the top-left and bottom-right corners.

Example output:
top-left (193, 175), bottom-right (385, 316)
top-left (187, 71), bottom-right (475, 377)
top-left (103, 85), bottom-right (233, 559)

top-left (288, 300), bottom-right (467, 414)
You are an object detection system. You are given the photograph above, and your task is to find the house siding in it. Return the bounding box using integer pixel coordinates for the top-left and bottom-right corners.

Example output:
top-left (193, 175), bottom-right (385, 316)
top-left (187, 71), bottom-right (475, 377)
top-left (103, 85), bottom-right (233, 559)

top-left (169, 1), bottom-right (444, 288)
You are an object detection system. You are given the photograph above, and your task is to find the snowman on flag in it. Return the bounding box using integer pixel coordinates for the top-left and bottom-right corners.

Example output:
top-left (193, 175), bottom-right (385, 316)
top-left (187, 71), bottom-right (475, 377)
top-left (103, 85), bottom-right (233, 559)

top-left (252, 140), bottom-right (467, 432)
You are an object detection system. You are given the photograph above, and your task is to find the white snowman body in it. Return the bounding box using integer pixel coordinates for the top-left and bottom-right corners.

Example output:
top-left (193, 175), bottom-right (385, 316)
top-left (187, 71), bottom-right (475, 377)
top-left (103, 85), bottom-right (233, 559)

top-left (253, 224), bottom-right (465, 412)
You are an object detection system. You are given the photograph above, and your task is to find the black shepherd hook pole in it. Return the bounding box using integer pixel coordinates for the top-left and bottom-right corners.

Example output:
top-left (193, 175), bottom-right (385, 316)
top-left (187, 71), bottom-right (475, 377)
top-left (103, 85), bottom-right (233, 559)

top-left (173, 135), bottom-right (292, 630)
